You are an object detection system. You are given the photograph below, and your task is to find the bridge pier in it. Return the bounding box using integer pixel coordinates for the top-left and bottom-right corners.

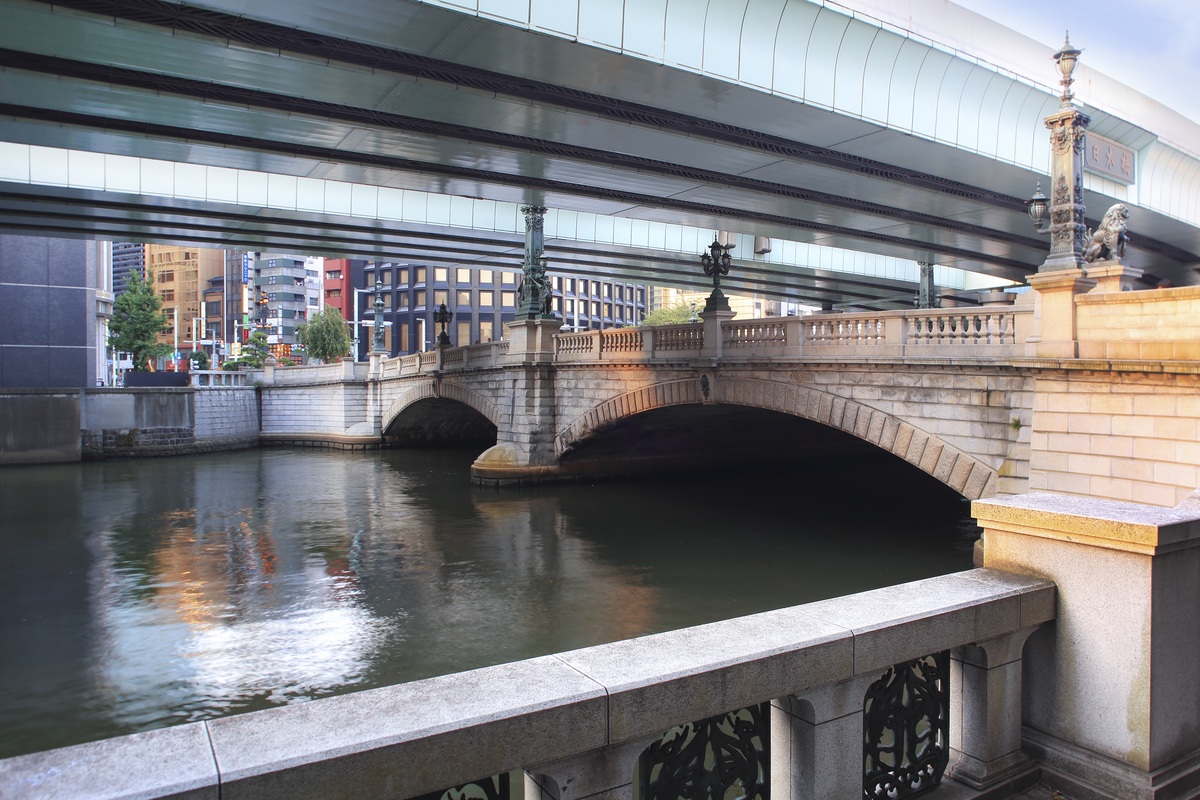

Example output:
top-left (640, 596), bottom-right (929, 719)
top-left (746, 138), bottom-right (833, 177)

top-left (471, 319), bottom-right (563, 486)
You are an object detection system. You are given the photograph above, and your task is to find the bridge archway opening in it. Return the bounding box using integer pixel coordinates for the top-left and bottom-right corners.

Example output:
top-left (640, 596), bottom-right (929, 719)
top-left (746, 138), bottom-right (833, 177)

top-left (558, 404), bottom-right (966, 508)
top-left (383, 398), bottom-right (496, 448)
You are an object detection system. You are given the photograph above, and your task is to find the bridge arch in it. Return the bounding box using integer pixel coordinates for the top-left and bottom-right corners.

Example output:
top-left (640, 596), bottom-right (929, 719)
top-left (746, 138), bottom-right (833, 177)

top-left (381, 379), bottom-right (502, 434)
top-left (556, 377), bottom-right (997, 500)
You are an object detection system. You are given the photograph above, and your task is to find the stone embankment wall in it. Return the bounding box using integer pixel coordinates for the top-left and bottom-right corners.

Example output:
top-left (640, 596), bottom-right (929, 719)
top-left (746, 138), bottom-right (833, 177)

top-left (0, 388), bottom-right (261, 464)
top-left (81, 387), bottom-right (260, 459)
top-left (0, 389), bottom-right (82, 464)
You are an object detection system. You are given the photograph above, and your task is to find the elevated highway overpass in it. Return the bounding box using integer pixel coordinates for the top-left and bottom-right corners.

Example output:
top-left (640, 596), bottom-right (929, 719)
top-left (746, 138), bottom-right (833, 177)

top-left (0, 0), bottom-right (1197, 307)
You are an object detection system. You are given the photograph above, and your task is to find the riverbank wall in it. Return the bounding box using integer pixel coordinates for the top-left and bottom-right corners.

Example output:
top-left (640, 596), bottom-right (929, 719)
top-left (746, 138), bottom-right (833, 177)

top-left (0, 387), bottom-right (260, 464)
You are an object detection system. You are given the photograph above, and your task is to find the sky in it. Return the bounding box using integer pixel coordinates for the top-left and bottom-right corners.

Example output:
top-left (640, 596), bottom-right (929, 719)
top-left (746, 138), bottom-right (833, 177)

top-left (951, 0), bottom-right (1200, 123)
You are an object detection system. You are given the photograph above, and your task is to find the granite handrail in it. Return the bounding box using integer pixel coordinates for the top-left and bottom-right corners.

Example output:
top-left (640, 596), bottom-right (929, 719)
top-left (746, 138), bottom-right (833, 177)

top-left (1, 568), bottom-right (1055, 800)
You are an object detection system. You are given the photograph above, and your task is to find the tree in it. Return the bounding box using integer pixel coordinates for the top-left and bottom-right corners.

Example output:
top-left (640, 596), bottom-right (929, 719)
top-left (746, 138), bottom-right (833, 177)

top-left (295, 307), bottom-right (352, 363)
top-left (109, 270), bottom-right (170, 370)
top-left (188, 350), bottom-right (210, 370)
top-left (640, 303), bottom-right (697, 327)
top-left (239, 331), bottom-right (271, 368)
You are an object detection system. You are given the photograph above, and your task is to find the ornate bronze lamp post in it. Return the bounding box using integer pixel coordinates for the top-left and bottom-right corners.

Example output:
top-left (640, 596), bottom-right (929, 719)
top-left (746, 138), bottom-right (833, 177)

top-left (699, 237), bottom-right (733, 312)
top-left (433, 302), bottom-right (454, 346)
top-left (517, 206), bottom-right (555, 319)
top-left (371, 279), bottom-right (386, 354)
top-left (1037, 33), bottom-right (1090, 272)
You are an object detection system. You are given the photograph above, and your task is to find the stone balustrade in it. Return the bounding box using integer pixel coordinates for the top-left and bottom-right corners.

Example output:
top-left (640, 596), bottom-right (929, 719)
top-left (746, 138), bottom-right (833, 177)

top-left (545, 309), bottom-right (1030, 366)
top-left (189, 369), bottom-right (255, 387)
top-left (0, 568), bottom-right (1054, 800)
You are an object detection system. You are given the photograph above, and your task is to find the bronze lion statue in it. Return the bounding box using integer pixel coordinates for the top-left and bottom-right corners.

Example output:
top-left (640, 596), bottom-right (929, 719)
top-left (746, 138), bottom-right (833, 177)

top-left (1084, 203), bottom-right (1130, 263)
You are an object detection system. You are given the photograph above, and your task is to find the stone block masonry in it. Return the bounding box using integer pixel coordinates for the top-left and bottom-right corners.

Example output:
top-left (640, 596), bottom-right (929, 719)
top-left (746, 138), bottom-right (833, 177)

top-left (80, 387), bottom-right (259, 460)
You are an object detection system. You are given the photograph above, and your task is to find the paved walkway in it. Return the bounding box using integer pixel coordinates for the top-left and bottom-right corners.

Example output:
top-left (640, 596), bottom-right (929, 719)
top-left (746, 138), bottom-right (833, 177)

top-left (1013, 786), bottom-right (1071, 800)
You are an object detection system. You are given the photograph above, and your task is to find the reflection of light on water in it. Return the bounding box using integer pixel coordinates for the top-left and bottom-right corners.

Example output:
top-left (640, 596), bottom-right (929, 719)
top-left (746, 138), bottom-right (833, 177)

top-left (92, 536), bottom-right (401, 727)
top-left (180, 597), bottom-right (399, 707)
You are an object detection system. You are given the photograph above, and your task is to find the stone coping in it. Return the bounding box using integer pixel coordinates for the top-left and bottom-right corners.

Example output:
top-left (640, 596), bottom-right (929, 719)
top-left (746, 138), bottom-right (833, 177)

top-left (0, 568), bottom-right (1054, 800)
top-left (974, 492), bottom-right (1200, 554)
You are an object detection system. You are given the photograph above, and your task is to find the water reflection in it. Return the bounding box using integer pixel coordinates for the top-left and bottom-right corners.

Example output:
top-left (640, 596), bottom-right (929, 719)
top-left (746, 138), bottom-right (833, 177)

top-left (0, 448), bottom-right (973, 759)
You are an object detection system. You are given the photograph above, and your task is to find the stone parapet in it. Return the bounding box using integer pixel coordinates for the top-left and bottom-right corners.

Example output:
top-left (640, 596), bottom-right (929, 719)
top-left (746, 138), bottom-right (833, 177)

top-left (975, 491), bottom-right (1200, 799)
top-left (0, 569), bottom-right (1054, 800)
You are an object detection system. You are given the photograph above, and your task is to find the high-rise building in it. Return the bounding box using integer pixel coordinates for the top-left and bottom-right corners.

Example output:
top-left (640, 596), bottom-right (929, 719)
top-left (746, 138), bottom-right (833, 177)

top-left (352, 263), bottom-right (648, 359)
top-left (0, 235), bottom-right (112, 387)
top-left (111, 242), bottom-right (146, 296)
top-left (145, 244), bottom-right (224, 359)
top-left (252, 255), bottom-right (324, 356)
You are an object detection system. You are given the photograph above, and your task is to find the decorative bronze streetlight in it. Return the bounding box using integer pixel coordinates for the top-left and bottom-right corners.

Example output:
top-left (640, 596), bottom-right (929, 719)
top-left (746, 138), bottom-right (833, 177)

top-left (517, 206), bottom-right (555, 319)
top-left (1037, 32), bottom-right (1090, 271)
top-left (433, 302), bottom-right (453, 346)
top-left (1026, 180), bottom-right (1049, 234)
top-left (699, 237), bottom-right (733, 312)
top-left (371, 278), bottom-right (386, 354)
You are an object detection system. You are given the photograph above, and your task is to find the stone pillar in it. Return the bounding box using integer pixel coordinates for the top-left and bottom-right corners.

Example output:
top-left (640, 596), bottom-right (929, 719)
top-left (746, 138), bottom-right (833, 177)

top-left (699, 309), bottom-right (735, 360)
top-left (974, 491), bottom-right (1200, 800)
top-left (1086, 260), bottom-right (1143, 293)
top-left (776, 675), bottom-right (876, 800)
top-left (947, 632), bottom-right (1039, 793)
top-left (1026, 269), bottom-right (1094, 358)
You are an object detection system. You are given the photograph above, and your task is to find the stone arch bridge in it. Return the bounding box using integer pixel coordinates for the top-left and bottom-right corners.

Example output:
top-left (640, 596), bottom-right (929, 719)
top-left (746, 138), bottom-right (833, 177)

top-left (258, 284), bottom-right (1200, 506)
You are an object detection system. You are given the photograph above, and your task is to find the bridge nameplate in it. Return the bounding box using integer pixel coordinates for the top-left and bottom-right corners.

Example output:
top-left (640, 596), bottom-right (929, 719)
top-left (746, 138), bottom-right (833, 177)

top-left (1083, 132), bottom-right (1135, 185)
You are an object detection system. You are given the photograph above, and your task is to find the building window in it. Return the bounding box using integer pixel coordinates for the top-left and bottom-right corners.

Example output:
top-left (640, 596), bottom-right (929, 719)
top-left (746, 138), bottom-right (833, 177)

top-left (325, 269), bottom-right (342, 280)
top-left (501, 272), bottom-right (516, 286)
top-left (397, 268), bottom-right (409, 287)
top-left (384, 294), bottom-right (393, 310)
top-left (603, 284), bottom-right (611, 299)
top-left (158, 271), bottom-right (173, 283)
top-left (456, 268), bottom-right (471, 284)
top-left (457, 320), bottom-right (471, 346)
top-left (415, 290), bottom-right (426, 308)
top-left (414, 267), bottom-right (426, 285)
top-left (434, 267), bottom-right (448, 283)
top-left (480, 291), bottom-right (494, 307)
top-left (501, 291), bottom-right (516, 307)
top-left (160, 290), bottom-right (174, 302)
top-left (604, 302), bottom-right (612, 319)
top-left (566, 299), bottom-right (574, 315)
top-left (456, 290), bottom-right (471, 307)
top-left (434, 290), bottom-right (448, 307)
top-left (479, 269), bottom-right (493, 285)
top-left (327, 288), bottom-right (342, 299)
top-left (399, 324), bottom-right (409, 353)
top-left (398, 294), bottom-right (409, 311)
top-left (480, 319), bottom-right (494, 343)
top-left (380, 271), bottom-right (392, 286)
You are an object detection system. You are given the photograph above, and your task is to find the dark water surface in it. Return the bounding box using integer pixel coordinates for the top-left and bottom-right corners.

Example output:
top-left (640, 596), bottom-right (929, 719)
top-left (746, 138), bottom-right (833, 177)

top-left (0, 447), bottom-right (975, 759)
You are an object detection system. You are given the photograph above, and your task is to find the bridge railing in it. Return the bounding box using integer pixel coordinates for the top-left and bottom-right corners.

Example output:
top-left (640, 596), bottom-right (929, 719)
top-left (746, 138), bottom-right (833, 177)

top-left (261, 360), bottom-right (367, 385)
top-left (550, 308), bottom-right (1029, 364)
top-left (1, 568), bottom-right (1054, 800)
top-left (189, 370), bottom-right (254, 387)
top-left (555, 324), bottom-right (703, 361)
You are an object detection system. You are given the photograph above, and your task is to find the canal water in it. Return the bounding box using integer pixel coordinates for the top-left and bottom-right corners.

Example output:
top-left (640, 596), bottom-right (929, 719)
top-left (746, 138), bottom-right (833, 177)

top-left (0, 447), bottom-right (975, 760)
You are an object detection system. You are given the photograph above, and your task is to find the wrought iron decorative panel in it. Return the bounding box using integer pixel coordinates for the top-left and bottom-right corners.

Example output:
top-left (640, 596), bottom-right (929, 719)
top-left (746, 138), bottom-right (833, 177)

top-left (410, 772), bottom-right (510, 800)
top-left (638, 703), bottom-right (769, 800)
top-left (863, 652), bottom-right (950, 800)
